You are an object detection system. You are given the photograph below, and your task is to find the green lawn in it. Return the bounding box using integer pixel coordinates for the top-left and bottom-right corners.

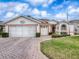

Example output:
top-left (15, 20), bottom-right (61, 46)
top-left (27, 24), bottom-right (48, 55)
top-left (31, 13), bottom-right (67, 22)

top-left (41, 36), bottom-right (79, 59)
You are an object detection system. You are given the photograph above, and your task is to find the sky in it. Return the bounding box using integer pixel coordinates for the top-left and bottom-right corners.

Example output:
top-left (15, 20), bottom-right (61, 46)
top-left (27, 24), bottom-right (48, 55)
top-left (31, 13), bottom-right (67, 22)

top-left (0, 0), bottom-right (79, 21)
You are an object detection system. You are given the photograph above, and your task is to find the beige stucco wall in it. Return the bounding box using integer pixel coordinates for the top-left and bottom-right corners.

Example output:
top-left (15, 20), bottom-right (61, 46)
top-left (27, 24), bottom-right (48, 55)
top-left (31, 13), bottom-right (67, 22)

top-left (69, 25), bottom-right (75, 35)
top-left (4, 25), bottom-right (8, 32)
top-left (7, 17), bottom-right (37, 25)
top-left (55, 25), bottom-right (60, 34)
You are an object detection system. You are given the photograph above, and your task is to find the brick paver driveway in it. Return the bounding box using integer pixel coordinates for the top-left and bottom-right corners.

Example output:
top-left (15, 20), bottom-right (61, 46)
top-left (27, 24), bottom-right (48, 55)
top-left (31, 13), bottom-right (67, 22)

top-left (0, 36), bottom-right (50, 59)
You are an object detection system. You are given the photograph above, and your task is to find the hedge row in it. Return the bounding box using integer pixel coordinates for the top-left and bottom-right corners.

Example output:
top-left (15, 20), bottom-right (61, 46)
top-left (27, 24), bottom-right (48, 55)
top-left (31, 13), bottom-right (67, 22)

top-left (52, 34), bottom-right (70, 38)
top-left (36, 33), bottom-right (40, 37)
top-left (0, 32), bottom-right (9, 38)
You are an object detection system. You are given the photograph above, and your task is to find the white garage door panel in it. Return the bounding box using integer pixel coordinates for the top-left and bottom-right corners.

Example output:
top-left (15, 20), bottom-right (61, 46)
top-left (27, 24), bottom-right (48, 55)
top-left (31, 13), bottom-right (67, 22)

top-left (16, 26), bottom-right (22, 37)
top-left (9, 26), bottom-right (36, 37)
top-left (22, 26), bottom-right (36, 37)
top-left (9, 26), bottom-right (16, 37)
top-left (41, 27), bottom-right (48, 35)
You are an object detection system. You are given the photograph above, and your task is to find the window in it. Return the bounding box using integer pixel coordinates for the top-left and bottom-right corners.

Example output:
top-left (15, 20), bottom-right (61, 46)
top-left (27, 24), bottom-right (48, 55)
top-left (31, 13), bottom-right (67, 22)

top-left (61, 24), bottom-right (67, 30)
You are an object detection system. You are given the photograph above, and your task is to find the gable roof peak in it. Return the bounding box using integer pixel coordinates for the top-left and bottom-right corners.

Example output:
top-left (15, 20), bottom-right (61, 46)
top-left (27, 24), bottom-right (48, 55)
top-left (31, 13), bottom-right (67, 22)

top-left (4, 15), bottom-right (42, 24)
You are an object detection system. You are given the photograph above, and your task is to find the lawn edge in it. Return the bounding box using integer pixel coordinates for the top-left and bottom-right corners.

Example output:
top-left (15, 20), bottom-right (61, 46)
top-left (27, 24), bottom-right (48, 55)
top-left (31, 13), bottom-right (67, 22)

top-left (40, 42), bottom-right (52, 59)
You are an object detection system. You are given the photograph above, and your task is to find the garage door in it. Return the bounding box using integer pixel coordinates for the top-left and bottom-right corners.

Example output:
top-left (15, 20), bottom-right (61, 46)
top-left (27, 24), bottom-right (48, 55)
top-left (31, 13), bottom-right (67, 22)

top-left (41, 26), bottom-right (48, 35)
top-left (9, 26), bottom-right (36, 37)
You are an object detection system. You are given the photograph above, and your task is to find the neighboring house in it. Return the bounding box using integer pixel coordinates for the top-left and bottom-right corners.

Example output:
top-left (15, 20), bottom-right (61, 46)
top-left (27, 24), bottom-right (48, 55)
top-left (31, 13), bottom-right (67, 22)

top-left (55, 20), bottom-right (79, 35)
top-left (69, 20), bottom-right (79, 34)
top-left (3, 16), bottom-right (79, 37)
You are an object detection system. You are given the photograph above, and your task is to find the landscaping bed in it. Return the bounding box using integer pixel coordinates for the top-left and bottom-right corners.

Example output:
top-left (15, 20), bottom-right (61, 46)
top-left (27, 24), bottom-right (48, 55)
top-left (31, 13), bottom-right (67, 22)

top-left (41, 36), bottom-right (79, 59)
top-left (51, 34), bottom-right (70, 38)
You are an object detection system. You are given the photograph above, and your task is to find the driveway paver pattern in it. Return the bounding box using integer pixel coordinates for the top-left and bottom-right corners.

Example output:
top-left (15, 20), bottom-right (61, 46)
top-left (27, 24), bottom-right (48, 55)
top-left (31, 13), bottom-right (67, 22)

top-left (0, 36), bottom-right (50, 59)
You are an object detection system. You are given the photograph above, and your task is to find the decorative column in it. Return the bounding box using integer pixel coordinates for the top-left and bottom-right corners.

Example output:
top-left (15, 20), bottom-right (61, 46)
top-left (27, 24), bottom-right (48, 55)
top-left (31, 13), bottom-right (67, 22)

top-left (48, 25), bottom-right (52, 33)
top-left (37, 24), bottom-right (40, 33)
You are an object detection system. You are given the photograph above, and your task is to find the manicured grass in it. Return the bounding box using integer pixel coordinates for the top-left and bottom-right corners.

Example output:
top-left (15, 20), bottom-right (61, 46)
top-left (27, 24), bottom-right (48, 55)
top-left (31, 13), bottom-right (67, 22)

top-left (41, 36), bottom-right (79, 59)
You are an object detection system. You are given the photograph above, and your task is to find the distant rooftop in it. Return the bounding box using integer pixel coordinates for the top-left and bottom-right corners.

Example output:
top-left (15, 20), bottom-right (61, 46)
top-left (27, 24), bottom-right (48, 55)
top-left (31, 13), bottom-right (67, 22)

top-left (0, 21), bottom-right (3, 25)
top-left (69, 20), bottom-right (79, 24)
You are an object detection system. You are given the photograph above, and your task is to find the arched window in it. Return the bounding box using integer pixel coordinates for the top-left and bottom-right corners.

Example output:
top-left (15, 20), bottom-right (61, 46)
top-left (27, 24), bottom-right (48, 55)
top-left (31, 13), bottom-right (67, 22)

top-left (61, 24), bottom-right (67, 30)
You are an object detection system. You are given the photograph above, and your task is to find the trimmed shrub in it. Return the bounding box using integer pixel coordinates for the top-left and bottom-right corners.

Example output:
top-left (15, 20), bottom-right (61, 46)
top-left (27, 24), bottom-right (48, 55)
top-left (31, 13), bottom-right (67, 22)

top-left (0, 32), bottom-right (4, 37)
top-left (62, 34), bottom-right (70, 37)
top-left (0, 26), bottom-right (3, 32)
top-left (36, 33), bottom-right (40, 37)
top-left (2, 32), bottom-right (9, 37)
top-left (61, 32), bottom-right (70, 36)
top-left (52, 33), bottom-right (70, 38)
top-left (0, 32), bottom-right (3, 35)
top-left (61, 32), bottom-right (67, 35)
top-left (48, 32), bottom-right (52, 35)
top-left (52, 34), bottom-right (63, 38)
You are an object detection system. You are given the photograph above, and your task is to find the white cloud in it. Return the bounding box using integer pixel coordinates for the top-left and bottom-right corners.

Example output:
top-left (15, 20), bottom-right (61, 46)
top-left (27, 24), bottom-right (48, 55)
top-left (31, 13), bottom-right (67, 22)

top-left (55, 13), bottom-right (67, 19)
top-left (68, 5), bottom-right (79, 14)
top-left (68, 5), bottom-right (73, 9)
top-left (54, 5), bottom-right (79, 20)
top-left (27, 0), bottom-right (44, 5)
top-left (0, 3), bottom-right (8, 9)
top-left (52, 4), bottom-right (63, 10)
top-left (0, 2), bottom-right (19, 10)
top-left (0, 2), bottom-right (30, 15)
top-left (42, 3), bottom-right (48, 7)
top-left (40, 11), bottom-right (48, 17)
top-left (48, 0), bottom-right (55, 4)
top-left (14, 3), bottom-right (29, 13)
top-left (4, 12), bottom-right (20, 20)
top-left (69, 9), bottom-right (76, 14)
top-left (0, 2), bottom-right (30, 19)
top-left (32, 8), bottom-right (40, 15)
top-left (1, 1), bottom-right (79, 20)
top-left (31, 8), bottom-right (48, 17)
top-left (27, 0), bottom-right (55, 6)
top-left (31, 9), bottom-right (50, 18)
top-left (43, 0), bottom-right (55, 7)
top-left (5, 12), bottom-right (15, 18)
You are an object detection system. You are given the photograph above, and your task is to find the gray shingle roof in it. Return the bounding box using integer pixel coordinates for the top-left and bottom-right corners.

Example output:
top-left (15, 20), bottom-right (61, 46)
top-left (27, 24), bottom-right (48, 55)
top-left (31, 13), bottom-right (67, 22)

top-left (69, 20), bottom-right (79, 24)
top-left (4, 15), bottom-right (42, 24)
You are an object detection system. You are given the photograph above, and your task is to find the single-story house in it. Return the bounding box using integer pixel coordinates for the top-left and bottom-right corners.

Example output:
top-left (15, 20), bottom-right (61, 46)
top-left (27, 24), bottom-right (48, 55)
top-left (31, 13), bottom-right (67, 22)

top-left (3, 16), bottom-right (56, 37)
top-left (1, 16), bottom-right (79, 37)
